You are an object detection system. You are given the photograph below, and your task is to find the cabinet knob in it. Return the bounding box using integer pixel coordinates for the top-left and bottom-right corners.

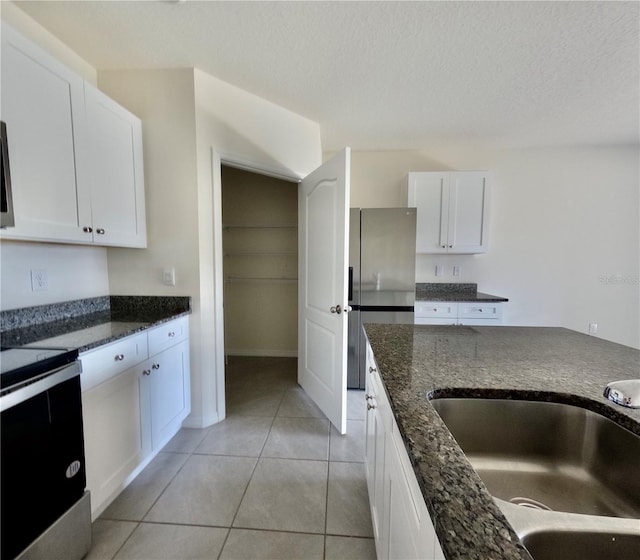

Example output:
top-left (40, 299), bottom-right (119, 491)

top-left (152, 363), bottom-right (160, 370)
top-left (367, 403), bottom-right (376, 410)
top-left (369, 366), bottom-right (377, 373)
top-left (442, 244), bottom-right (446, 249)
top-left (143, 369), bottom-right (151, 376)
top-left (168, 331), bottom-right (175, 337)
top-left (448, 244), bottom-right (453, 248)
top-left (96, 228), bottom-right (105, 235)
top-left (83, 226), bottom-right (93, 233)
top-left (114, 354), bottom-right (125, 361)
top-left (365, 394), bottom-right (373, 401)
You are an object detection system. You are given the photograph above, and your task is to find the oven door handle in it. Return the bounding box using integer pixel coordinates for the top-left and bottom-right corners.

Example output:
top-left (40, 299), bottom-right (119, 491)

top-left (0, 361), bottom-right (81, 412)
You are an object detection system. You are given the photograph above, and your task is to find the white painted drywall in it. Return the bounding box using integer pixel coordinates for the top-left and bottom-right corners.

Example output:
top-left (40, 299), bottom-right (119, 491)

top-left (342, 147), bottom-right (640, 349)
top-left (97, 68), bottom-right (321, 428)
top-left (0, 241), bottom-right (109, 309)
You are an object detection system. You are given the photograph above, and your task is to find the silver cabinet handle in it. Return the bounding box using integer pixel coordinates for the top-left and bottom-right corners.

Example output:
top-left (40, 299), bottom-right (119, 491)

top-left (83, 226), bottom-right (93, 233)
top-left (168, 331), bottom-right (175, 337)
top-left (96, 228), bottom-right (105, 235)
top-left (442, 244), bottom-right (446, 248)
top-left (143, 369), bottom-right (151, 376)
top-left (152, 363), bottom-right (160, 370)
top-left (330, 305), bottom-right (342, 314)
top-left (449, 244), bottom-right (453, 248)
top-left (367, 403), bottom-right (376, 410)
top-left (114, 354), bottom-right (125, 361)
top-left (365, 394), bottom-right (373, 401)
top-left (369, 366), bottom-right (377, 373)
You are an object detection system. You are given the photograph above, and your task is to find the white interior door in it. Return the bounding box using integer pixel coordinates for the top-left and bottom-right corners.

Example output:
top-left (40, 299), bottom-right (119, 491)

top-left (298, 148), bottom-right (350, 434)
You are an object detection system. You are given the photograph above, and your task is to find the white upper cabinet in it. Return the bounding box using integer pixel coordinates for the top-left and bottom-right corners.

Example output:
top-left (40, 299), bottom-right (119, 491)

top-left (85, 83), bottom-right (146, 247)
top-left (0, 23), bottom-right (146, 248)
top-left (0, 23), bottom-right (91, 242)
top-left (407, 171), bottom-right (490, 254)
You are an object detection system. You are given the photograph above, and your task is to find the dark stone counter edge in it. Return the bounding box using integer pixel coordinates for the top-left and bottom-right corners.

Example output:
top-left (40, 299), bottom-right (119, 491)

top-left (381, 381), bottom-right (533, 560)
top-left (1, 296), bottom-right (192, 350)
top-left (75, 310), bottom-right (192, 353)
top-left (378, 382), bottom-right (639, 560)
top-left (416, 291), bottom-right (509, 302)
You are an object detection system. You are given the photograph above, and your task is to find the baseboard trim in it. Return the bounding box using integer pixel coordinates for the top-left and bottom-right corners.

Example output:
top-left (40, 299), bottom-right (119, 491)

top-left (225, 349), bottom-right (298, 358)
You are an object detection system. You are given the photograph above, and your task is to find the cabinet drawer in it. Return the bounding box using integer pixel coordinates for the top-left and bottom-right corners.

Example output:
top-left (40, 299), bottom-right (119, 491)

top-left (415, 302), bottom-right (457, 319)
top-left (148, 316), bottom-right (189, 355)
top-left (80, 332), bottom-right (148, 392)
top-left (458, 303), bottom-right (502, 320)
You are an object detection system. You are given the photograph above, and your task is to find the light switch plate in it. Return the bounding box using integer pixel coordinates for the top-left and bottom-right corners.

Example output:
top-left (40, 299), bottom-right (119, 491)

top-left (31, 269), bottom-right (48, 292)
top-left (163, 267), bottom-right (176, 286)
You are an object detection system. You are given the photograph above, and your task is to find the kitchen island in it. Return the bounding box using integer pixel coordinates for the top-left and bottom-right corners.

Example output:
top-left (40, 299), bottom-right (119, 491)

top-left (364, 323), bottom-right (640, 560)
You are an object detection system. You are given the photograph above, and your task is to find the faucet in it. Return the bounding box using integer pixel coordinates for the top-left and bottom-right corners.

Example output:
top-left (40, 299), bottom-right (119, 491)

top-left (604, 379), bottom-right (640, 408)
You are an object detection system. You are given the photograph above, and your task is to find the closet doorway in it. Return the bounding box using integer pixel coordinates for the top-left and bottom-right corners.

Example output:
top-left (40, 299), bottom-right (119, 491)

top-left (221, 165), bottom-right (299, 405)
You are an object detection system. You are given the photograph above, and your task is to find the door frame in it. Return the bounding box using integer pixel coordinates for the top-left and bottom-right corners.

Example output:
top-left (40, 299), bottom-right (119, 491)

top-left (211, 150), bottom-right (304, 422)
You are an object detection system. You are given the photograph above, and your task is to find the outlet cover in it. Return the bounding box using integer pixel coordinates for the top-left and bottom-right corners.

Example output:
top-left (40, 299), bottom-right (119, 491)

top-left (31, 269), bottom-right (48, 292)
top-left (589, 323), bottom-right (598, 334)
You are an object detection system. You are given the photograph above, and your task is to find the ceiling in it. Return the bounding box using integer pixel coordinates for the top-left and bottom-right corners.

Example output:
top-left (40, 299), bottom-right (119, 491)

top-left (13, 0), bottom-right (640, 152)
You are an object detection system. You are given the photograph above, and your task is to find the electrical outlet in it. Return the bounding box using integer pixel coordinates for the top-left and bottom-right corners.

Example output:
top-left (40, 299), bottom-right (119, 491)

top-left (31, 269), bottom-right (48, 292)
top-left (435, 265), bottom-right (444, 277)
top-left (453, 266), bottom-right (461, 277)
top-left (589, 323), bottom-right (598, 334)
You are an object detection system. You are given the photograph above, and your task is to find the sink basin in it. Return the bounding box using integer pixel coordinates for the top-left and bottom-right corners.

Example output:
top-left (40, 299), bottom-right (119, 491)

top-left (430, 398), bottom-right (640, 518)
top-left (521, 530), bottom-right (640, 560)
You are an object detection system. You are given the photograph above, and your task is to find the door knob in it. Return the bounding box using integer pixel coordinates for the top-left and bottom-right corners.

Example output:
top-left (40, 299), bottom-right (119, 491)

top-left (330, 305), bottom-right (342, 314)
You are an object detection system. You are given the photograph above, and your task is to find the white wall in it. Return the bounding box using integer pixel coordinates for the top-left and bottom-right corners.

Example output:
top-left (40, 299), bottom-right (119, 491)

top-left (0, 241), bottom-right (109, 309)
top-left (97, 68), bottom-right (322, 428)
top-left (343, 147), bottom-right (640, 349)
top-left (192, 68), bottom-right (322, 426)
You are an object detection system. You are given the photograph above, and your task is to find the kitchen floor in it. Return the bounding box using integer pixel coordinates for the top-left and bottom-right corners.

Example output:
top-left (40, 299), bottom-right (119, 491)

top-left (87, 356), bottom-right (376, 560)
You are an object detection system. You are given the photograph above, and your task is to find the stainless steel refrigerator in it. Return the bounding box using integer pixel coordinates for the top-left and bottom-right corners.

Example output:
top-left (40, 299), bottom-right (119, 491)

top-left (347, 208), bottom-right (417, 389)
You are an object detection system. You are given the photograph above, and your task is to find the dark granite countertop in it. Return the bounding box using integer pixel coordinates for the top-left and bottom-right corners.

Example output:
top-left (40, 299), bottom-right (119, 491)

top-left (364, 323), bottom-right (640, 560)
top-left (416, 282), bottom-right (509, 302)
top-left (1, 296), bottom-right (191, 352)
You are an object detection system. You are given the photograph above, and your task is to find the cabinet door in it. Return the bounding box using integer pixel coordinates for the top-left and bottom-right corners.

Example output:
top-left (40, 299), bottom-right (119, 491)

top-left (82, 367), bottom-right (151, 518)
top-left (0, 23), bottom-right (91, 243)
top-left (447, 172), bottom-right (489, 254)
top-left (85, 83), bottom-right (146, 248)
top-left (148, 340), bottom-right (190, 450)
top-left (365, 343), bottom-right (390, 559)
top-left (407, 172), bottom-right (449, 254)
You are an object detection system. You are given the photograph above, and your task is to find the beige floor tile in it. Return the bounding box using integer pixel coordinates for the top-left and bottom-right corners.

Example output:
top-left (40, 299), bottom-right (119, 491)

top-left (113, 523), bottom-right (228, 560)
top-left (85, 520), bottom-right (138, 560)
top-left (226, 389), bottom-right (285, 417)
top-left (262, 416), bottom-right (330, 460)
top-left (220, 528), bottom-right (324, 560)
top-left (330, 419), bottom-right (365, 462)
top-left (100, 452), bottom-right (189, 521)
top-left (325, 536), bottom-right (377, 559)
top-left (233, 457), bottom-right (328, 534)
top-left (162, 427), bottom-right (210, 453)
top-left (326, 462), bottom-right (374, 537)
top-left (144, 455), bottom-right (256, 526)
top-left (196, 415), bottom-right (272, 457)
top-left (277, 386), bottom-right (327, 418)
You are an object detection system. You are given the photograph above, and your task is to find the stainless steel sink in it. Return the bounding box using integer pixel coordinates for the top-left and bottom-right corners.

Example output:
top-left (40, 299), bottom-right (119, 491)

top-left (521, 529), bottom-right (640, 560)
top-left (430, 398), bottom-right (640, 518)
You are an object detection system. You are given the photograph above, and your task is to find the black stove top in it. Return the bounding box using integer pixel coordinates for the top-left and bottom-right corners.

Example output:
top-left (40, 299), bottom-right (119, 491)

top-left (0, 346), bottom-right (79, 392)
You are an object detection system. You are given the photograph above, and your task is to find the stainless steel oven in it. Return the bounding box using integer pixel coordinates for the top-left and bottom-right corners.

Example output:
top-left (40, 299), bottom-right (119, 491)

top-left (1, 346), bottom-right (91, 560)
top-left (1, 120), bottom-right (15, 228)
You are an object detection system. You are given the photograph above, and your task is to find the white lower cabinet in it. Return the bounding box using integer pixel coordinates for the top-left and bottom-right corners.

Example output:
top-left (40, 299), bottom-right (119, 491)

top-left (80, 317), bottom-right (190, 518)
top-left (82, 366), bottom-right (150, 519)
top-left (415, 301), bottom-right (503, 326)
top-left (365, 339), bottom-right (445, 560)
